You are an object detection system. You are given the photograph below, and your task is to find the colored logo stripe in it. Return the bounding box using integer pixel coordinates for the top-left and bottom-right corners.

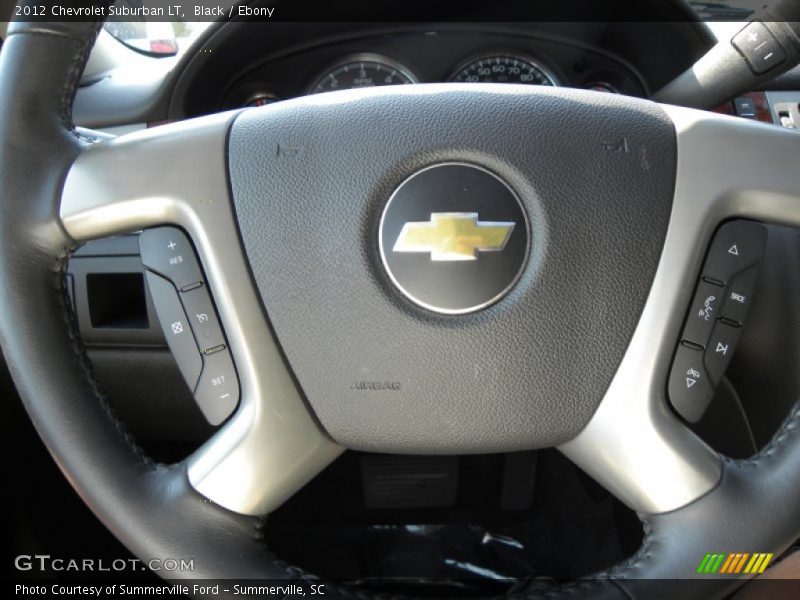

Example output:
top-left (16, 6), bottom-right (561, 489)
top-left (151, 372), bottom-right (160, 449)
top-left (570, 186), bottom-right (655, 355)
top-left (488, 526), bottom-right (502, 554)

top-left (697, 553), bottom-right (773, 575)
top-left (720, 553), bottom-right (748, 573)
top-left (745, 553), bottom-right (773, 574)
top-left (697, 553), bottom-right (725, 574)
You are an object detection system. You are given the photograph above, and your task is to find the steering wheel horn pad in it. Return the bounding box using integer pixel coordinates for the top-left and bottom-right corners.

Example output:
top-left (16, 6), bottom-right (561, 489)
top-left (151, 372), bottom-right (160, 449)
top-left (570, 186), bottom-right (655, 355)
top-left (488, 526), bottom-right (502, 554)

top-left (229, 85), bottom-right (675, 453)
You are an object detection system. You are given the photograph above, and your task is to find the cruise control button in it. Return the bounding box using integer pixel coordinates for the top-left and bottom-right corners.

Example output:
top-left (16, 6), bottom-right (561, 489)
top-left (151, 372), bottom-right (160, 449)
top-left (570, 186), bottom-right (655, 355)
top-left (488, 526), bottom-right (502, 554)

top-left (669, 344), bottom-right (715, 424)
top-left (705, 321), bottom-right (743, 386)
top-left (140, 227), bottom-right (203, 291)
top-left (145, 272), bottom-right (202, 392)
top-left (720, 264), bottom-right (759, 325)
top-left (194, 350), bottom-right (239, 425)
top-left (181, 284), bottom-right (226, 353)
top-left (703, 221), bottom-right (766, 285)
top-left (682, 279), bottom-right (724, 347)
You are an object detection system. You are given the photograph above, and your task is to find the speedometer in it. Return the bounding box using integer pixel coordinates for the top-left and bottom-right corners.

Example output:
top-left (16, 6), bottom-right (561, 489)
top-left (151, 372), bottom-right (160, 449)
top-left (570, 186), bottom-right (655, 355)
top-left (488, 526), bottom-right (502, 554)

top-left (309, 54), bottom-right (417, 94)
top-left (449, 55), bottom-right (558, 86)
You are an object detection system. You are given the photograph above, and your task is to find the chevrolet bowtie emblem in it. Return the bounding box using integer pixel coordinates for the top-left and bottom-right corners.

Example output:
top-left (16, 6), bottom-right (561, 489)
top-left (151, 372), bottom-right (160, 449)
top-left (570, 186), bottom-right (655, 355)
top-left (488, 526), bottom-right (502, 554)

top-left (393, 213), bottom-right (516, 261)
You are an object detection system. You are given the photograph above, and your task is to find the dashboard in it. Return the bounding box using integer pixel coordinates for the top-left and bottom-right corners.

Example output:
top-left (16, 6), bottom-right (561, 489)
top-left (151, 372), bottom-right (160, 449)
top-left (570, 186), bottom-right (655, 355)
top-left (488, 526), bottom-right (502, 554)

top-left (71, 18), bottom-right (717, 127)
top-left (166, 19), bottom-right (721, 122)
top-left (218, 30), bottom-right (648, 111)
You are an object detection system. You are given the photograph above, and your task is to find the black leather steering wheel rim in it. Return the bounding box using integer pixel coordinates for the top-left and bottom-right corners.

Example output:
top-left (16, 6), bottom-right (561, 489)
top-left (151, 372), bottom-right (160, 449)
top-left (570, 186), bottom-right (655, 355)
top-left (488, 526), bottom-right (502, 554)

top-left (3, 11), bottom-right (800, 600)
top-left (0, 14), bottom-right (285, 584)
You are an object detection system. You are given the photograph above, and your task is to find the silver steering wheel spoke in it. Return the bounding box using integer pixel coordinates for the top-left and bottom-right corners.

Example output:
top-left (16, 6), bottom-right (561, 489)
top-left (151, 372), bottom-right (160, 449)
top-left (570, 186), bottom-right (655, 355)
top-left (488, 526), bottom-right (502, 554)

top-left (60, 111), bottom-right (343, 516)
top-left (560, 105), bottom-right (800, 515)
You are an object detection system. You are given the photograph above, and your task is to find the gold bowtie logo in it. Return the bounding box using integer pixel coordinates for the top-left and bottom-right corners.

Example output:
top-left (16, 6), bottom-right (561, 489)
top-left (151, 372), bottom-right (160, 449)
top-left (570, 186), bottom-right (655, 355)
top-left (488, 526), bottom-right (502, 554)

top-left (393, 212), bottom-right (515, 261)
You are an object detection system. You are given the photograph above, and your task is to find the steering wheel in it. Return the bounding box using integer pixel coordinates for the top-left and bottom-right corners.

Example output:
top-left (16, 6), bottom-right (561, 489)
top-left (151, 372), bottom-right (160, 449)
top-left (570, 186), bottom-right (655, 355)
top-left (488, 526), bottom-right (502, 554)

top-left (3, 12), bottom-right (800, 600)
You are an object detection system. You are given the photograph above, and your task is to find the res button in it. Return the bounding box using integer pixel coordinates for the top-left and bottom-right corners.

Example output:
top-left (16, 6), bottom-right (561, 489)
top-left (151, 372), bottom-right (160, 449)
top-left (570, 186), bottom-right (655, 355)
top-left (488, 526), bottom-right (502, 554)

top-left (140, 227), bottom-right (204, 291)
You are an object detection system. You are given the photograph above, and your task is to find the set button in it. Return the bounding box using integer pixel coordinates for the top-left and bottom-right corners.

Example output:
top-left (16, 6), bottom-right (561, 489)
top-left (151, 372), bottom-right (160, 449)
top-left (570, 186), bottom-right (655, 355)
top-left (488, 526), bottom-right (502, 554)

top-left (194, 351), bottom-right (240, 426)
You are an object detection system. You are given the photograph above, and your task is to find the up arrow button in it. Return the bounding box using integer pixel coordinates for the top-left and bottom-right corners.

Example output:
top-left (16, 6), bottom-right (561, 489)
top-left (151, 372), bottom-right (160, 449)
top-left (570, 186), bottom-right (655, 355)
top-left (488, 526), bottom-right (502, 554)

top-left (703, 220), bottom-right (766, 285)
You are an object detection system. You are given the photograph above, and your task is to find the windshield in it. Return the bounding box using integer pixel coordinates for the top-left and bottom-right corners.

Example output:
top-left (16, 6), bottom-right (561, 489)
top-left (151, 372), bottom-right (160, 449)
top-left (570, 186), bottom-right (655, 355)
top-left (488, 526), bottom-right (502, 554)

top-left (102, 0), bottom-right (765, 58)
top-left (104, 1), bottom-right (214, 56)
top-left (688, 0), bottom-right (754, 20)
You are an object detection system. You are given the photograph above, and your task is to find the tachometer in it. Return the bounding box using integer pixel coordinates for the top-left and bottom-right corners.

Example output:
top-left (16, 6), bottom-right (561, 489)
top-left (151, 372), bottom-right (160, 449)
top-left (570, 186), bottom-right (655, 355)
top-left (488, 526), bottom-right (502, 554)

top-left (243, 92), bottom-right (279, 107)
top-left (309, 54), bottom-right (417, 94)
top-left (449, 55), bottom-right (558, 86)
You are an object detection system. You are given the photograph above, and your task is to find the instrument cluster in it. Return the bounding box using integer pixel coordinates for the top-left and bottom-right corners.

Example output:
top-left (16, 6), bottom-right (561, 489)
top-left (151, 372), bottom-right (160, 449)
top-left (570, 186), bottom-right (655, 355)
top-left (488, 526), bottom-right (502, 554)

top-left (224, 32), bottom-right (645, 109)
